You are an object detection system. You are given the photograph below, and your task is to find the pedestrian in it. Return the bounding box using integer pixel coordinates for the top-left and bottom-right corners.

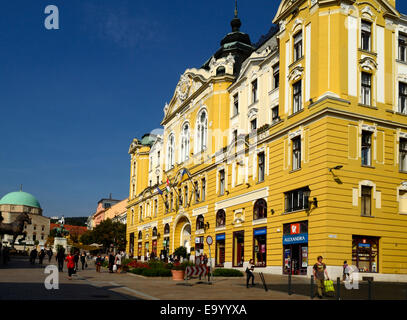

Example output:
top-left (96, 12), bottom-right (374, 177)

top-left (80, 252), bottom-right (86, 270)
top-left (343, 260), bottom-right (349, 281)
top-left (29, 248), bottom-right (37, 265)
top-left (313, 256), bottom-right (330, 299)
top-left (74, 251), bottom-right (79, 271)
top-left (115, 251), bottom-right (122, 274)
top-left (108, 252), bottom-right (115, 273)
top-left (246, 259), bottom-right (255, 288)
top-left (65, 252), bottom-right (76, 280)
top-left (95, 254), bottom-right (102, 273)
top-left (47, 248), bottom-right (53, 263)
top-left (146, 250), bottom-right (150, 262)
top-left (56, 248), bottom-right (65, 272)
top-left (38, 249), bottom-right (46, 265)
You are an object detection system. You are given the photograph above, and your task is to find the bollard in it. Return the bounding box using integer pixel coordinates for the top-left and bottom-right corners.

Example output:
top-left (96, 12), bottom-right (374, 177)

top-left (368, 279), bottom-right (372, 300)
top-left (288, 272), bottom-right (292, 295)
top-left (336, 277), bottom-right (341, 300)
top-left (310, 275), bottom-right (314, 299)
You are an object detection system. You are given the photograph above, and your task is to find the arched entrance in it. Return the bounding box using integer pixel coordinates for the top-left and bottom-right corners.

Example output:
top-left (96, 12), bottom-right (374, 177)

top-left (173, 215), bottom-right (191, 254)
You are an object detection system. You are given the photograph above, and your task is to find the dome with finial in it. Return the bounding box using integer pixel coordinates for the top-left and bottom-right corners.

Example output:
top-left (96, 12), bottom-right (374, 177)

top-left (0, 190), bottom-right (41, 209)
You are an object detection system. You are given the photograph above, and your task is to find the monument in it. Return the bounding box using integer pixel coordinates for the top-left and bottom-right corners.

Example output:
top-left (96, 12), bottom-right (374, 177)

top-left (53, 216), bottom-right (69, 251)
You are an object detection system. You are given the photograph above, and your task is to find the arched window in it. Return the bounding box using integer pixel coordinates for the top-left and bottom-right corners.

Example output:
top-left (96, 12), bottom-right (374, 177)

top-left (196, 110), bottom-right (208, 153)
top-left (164, 223), bottom-right (170, 235)
top-left (180, 123), bottom-right (190, 162)
top-left (253, 199), bottom-right (267, 220)
top-left (216, 210), bottom-right (226, 228)
top-left (152, 227), bottom-right (157, 237)
top-left (216, 66), bottom-right (225, 76)
top-left (196, 215), bottom-right (205, 230)
top-left (138, 231), bottom-right (142, 240)
top-left (167, 134), bottom-right (175, 169)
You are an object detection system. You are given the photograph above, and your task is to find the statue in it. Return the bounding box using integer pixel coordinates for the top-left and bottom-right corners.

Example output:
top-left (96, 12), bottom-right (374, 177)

top-left (0, 212), bottom-right (32, 248)
top-left (53, 221), bottom-right (69, 238)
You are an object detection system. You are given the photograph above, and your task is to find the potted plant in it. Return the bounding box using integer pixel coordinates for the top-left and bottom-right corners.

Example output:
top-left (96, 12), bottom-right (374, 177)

top-left (171, 262), bottom-right (186, 280)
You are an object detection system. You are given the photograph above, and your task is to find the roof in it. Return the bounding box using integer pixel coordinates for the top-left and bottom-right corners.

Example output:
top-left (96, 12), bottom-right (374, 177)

top-left (0, 191), bottom-right (41, 209)
top-left (50, 223), bottom-right (88, 235)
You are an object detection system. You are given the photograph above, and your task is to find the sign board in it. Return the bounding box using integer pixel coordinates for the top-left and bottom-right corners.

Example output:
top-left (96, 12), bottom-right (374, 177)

top-left (216, 234), bottom-right (225, 241)
top-left (290, 223), bottom-right (300, 235)
top-left (206, 236), bottom-right (213, 246)
top-left (254, 228), bottom-right (267, 236)
top-left (283, 233), bottom-right (308, 245)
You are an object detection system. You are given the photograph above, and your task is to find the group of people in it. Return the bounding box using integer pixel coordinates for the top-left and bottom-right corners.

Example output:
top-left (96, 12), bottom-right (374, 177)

top-left (29, 247), bottom-right (54, 265)
top-left (94, 251), bottom-right (125, 274)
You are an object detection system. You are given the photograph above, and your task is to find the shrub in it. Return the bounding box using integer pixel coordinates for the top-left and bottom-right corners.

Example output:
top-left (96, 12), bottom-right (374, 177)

top-left (173, 246), bottom-right (187, 259)
top-left (148, 260), bottom-right (165, 269)
top-left (128, 261), bottom-right (149, 269)
top-left (212, 268), bottom-right (244, 277)
top-left (129, 268), bottom-right (144, 275)
top-left (121, 258), bottom-right (134, 267)
top-left (142, 268), bottom-right (172, 277)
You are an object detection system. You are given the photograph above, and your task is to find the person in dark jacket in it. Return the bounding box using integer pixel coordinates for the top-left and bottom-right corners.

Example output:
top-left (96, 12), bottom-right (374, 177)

top-left (108, 252), bottom-right (115, 273)
top-left (74, 252), bottom-right (80, 271)
top-left (29, 248), bottom-right (38, 265)
top-left (47, 248), bottom-right (53, 262)
top-left (95, 254), bottom-right (102, 273)
top-left (80, 252), bottom-right (86, 270)
top-left (38, 249), bottom-right (46, 265)
top-left (56, 248), bottom-right (65, 272)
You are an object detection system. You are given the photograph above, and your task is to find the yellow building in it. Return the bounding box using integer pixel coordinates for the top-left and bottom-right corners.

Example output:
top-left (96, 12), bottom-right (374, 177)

top-left (126, 0), bottom-right (407, 281)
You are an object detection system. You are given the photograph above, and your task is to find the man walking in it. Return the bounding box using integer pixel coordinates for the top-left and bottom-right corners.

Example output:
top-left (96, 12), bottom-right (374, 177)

top-left (246, 259), bottom-right (255, 288)
top-left (313, 256), bottom-right (329, 299)
top-left (56, 248), bottom-right (65, 272)
top-left (38, 249), bottom-right (46, 266)
top-left (29, 248), bottom-right (37, 265)
top-left (74, 251), bottom-right (79, 271)
top-left (80, 252), bottom-right (86, 270)
top-left (47, 248), bottom-right (53, 263)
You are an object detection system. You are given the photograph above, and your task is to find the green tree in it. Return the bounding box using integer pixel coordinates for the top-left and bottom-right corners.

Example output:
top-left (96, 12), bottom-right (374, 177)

top-left (80, 219), bottom-right (126, 251)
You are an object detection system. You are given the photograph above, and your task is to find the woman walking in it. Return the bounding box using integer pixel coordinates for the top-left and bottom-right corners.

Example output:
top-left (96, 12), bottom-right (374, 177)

top-left (65, 252), bottom-right (76, 280)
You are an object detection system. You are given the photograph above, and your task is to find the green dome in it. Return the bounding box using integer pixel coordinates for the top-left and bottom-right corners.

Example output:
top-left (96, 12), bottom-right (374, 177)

top-left (0, 191), bottom-right (41, 209)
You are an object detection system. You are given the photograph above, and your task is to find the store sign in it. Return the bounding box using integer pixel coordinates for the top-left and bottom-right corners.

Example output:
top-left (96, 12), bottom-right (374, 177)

top-left (283, 233), bottom-right (308, 245)
top-left (254, 228), bottom-right (267, 236)
top-left (290, 223), bottom-right (300, 235)
top-left (216, 234), bottom-right (225, 241)
top-left (358, 243), bottom-right (371, 248)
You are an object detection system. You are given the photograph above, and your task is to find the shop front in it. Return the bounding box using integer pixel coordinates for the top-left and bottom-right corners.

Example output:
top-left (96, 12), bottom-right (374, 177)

top-left (152, 239), bottom-right (157, 257)
top-left (215, 233), bottom-right (225, 267)
top-left (233, 231), bottom-right (244, 267)
top-left (253, 227), bottom-right (267, 267)
top-left (352, 235), bottom-right (379, 273)
top-left (283, 221), bottom-right (308, 275)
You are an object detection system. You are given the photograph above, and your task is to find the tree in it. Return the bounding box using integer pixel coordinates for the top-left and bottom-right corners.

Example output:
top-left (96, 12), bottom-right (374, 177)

top-left (80, 219), bottom-right (126, 251)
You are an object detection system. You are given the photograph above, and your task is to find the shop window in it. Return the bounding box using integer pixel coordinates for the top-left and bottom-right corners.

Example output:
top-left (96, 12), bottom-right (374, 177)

top-left (361, 72), bottom-right (372, 106)
top-left (164, 223), bottom-right (170, 235)
top-left (399, 83), bottom-right (407, 114)
top-left (284, 187), bottom-right (310, 213)
top-left (253, 228), bottom-right (267, 267)
top-left (137, 243), bottom-right (142, 260)
top-left (293, 31), bottom-right (303, 62)
top-left (216, 210), bottom-right (226, 228)
top-left (293, 81), bottom-right (302, 113)
top-left (400, 138), bottom-right (407, 172)
top-left (283, 221), bottom-right (308, 275)
top-left (144, 242), bottom-right (149, 260)
top-left (361, 21), bottom-right (372, 51)
top-left (253, 199), bottom-right (267, 220)
top-left (233, 231), bottom-right (244, 267)
top-left (292, 136), bottom-right (301, 170)
top-left (361, 186), bottom-right (372, 216)
top-left (152, 240), bottom-right (157, 256)
top-left (352, 236), bottom-right (379, 273)
top-left (196, 215), bottom-right (205, 231)
top-left (216, 234), bottom-right (226, 267)
top-left (361, 131), bottom-right (372, 166)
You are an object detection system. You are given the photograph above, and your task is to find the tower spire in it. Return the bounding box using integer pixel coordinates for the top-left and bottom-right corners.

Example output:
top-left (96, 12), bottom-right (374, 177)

top-left (20, 184), bottom-right (23, 192)
top-left (234, 0), bottom-right (238, 18)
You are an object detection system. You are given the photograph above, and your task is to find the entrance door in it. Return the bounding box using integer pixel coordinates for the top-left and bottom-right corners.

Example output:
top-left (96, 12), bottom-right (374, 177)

top-left (216, 239), bottom-right (225, 267)
top-left (181, 223), bottom-right (191, 254)
top-left (233, 231), bottom-right (244, 267)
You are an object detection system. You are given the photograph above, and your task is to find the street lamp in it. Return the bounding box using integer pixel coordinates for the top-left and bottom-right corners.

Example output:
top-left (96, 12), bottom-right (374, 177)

top-left (303, 189), bottom-right (318, 210)
top-left (329, 165), bottom-right (343, 172)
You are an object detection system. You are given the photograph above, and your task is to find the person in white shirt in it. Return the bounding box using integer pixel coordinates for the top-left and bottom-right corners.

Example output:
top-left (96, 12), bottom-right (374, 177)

top-left (115, 252), bottom-right (122, 274)
top-left (246, 259), bottom-right (255, 288)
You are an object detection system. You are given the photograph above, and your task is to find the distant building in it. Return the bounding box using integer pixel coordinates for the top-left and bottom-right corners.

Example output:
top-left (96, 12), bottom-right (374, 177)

top-left (0, 190), bottom-right (50, 249)
top-left (92, 195), bottom-right (121, 227)
top-left (105, 198), bottom-right (128, 224)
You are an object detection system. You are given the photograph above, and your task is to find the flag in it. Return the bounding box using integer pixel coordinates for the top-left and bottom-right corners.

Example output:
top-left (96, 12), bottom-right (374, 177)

top-left (177, 169), bottom-right (189, 187)
top-left (166, 178), bottom-right (171, 192)
top-left (156, 186), bottom-right (163, 195)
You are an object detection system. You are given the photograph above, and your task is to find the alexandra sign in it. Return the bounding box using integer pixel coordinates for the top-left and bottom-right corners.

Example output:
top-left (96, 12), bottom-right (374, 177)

top-left (283, 233), bottom-right (308, 245)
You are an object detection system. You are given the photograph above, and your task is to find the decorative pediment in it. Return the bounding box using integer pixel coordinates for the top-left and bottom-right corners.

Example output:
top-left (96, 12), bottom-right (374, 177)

top-left (287, 65), bottom-right (304, 82)
top-left (209, 53), bottom-right (235, 76)
top-left (359, 57), bottom-right (378, 71)
top-left (248, 107), bottom-right (258, 119)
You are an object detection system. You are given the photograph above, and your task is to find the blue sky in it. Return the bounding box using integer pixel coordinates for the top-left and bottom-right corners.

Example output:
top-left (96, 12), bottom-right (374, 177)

top-left (0, 1), bottom-right (406, 218)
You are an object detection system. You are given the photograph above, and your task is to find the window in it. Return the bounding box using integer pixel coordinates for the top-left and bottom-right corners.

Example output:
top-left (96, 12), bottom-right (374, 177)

top-left (216, 210), bottom-right (226, 228)
top-left (184, 186), bottom-right (188, 207)
top-left (400, 138), bottom-right (407, 172)
top-left (361, 21), bottom-right (372, 51)
top-left (284, 187), bottom-right (310, 213)
top-left (164, 223), bottom-right (170, 235)
top-left (131, 209), bottom-right (134, 225)
top-left (361, 186), bottom-right (372, 216)
top-left (42, 225), bottom-right (44, 231)
top-left (251, 79), bottom-right (258, 104)
top-left (399, 82), bottom-right (407, 114)
top-left (178, 188), bottom-right (182, 207)
top-left (399, 189), bottom-right (407, 214)
top-left (156, 176), bottom-right (159, 185)
top-left (250, 119), bottom-right (257, 131)
top-left (216, 66), bottom-right (225, 76)
top-left (167, 134), bottom-right (175, 169)
top-left (233, 94), bottom-right (239, 116)
top-left (139, 206), bottom-right (143, 221)
top-left (170, 192), bottom-right (174, 211)
top-left (194, 181), bottom-right (200, 203)
top-left (253, 199), bottom-right (267, 220)
top-left (133, 161), bottom-right (136, 176)
top-left (165, 194), bottom-right (169, 213)
top-left (399, 33), bottom-right (407, 62)
top-left (138, 231), bottom-right (142, 240)
top-left (157, 151), bottom-right (161, 166)
top-left (196, 215), bottom-right (205, 231)
top-left (132, 184), bottom-right (135, 198)
top-left (154, 199), bottom-right (158, 217)
top-left (294, 31), bottom-right (303, 61)
top-left (272, 106), bottom-right (279, 122)
top-left (196, 110), bottom-right (208, 153)
top-left (293, 81), bottom-right (302, 113)
top-left (258, 152), bottom-right (265, 182)
top-left (361, 131), bottom-right (372, 166)
top-left (201, 178), bottom-right (206, 201)
top-left (292, 136), bottom-right (301, 170)
top-left (361, 72), bottom-right (372, 105)
top-left (152, 227), bottom-right (157, 237)
top-left (273, 63), bottom-right (279, 89)
top-left (232, 129), bottom-right (238, 146)
top-left (219, 169), bottom-right (225, 195)
top-left (180, 123), bottom-right (190, 162)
